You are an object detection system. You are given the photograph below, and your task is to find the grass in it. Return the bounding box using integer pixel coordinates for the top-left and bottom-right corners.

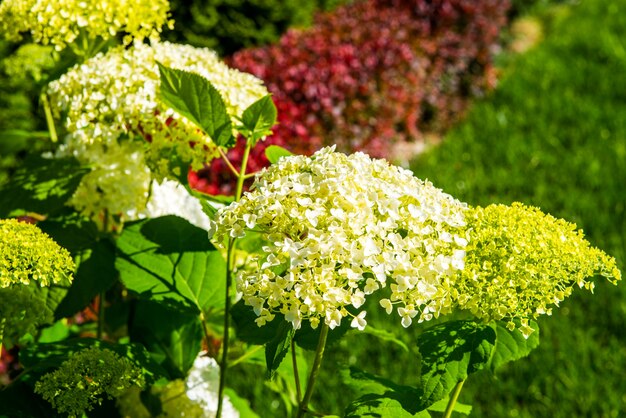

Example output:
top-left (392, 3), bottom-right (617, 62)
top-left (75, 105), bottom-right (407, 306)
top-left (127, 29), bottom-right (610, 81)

top-left (411, 0), bottom-right (626, 416)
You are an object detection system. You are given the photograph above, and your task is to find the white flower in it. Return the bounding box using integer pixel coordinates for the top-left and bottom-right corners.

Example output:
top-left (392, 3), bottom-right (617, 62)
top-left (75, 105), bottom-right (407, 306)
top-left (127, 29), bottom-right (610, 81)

top-left (186, 354), bottom-right (239, 418)
top-left (214, 147), bottom-right (468, 329)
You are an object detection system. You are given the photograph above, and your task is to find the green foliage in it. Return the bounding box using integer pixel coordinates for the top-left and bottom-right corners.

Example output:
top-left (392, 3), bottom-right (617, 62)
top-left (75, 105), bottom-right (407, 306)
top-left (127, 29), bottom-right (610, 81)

top-left (0, 155), bottom-right (89, 217)
top-left (39, 214), bottom-right (119, 319)
top-left (416, 321), bottom-right (496, 410)
top-left (158, 63), bottom-right (234, 148)
top-left (165, 0), bottom-right (351, 56)
top-left (115, 215), bottom-right (226, 313)
top-left (264, 144), bottom-right (293, 163)
top-left (237, 95), bottom-right (277, 144)
top-left (129, 300), bottom-right (204, 379)
top-left (343, 368), bottom-right (428, 418)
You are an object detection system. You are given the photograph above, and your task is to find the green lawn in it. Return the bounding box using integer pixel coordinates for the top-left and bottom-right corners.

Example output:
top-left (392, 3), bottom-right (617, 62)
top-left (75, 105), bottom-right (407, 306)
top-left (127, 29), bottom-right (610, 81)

top-left (411, 0), bottom-right (626, 416)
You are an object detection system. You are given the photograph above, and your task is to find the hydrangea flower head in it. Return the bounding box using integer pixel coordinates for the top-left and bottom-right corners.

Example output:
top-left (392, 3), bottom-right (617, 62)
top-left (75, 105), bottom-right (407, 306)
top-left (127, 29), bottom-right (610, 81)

top-left (47, 41), bottom-right (268, 177)
top-left (1, 218), bottom-right (74, 288)
top-left (0, 0), bottom-right (171, 51)
top-left (1, 219), bottom-right (75, 343)
top-left (214, 147), bottom-right (469, 330)
top-left (35, 346), bottom-right (145, 417)
top-left (456, 203), bottom-right (621, 337)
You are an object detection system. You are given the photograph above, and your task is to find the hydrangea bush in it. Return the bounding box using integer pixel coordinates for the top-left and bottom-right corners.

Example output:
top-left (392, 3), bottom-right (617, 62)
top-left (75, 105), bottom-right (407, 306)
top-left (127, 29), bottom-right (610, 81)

top-left (0, 0), bottom-right (622, 417)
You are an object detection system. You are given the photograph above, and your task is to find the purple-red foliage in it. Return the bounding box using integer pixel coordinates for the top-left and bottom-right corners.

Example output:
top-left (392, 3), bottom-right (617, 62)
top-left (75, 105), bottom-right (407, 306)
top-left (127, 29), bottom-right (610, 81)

top-left (191, 0), bottom-right (510, 195)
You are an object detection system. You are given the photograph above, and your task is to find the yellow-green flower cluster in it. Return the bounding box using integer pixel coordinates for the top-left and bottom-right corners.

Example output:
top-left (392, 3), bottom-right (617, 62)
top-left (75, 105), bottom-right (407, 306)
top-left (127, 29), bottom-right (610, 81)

top-left (35, 346), bottom-right (145, 417)
top-left (214, 147), bottom-right (469, 330)
top-left (456, 203), bottom-right (621, 337)
top-left (2, 43), bottom-right (55, 84)
top-left (0, 0), bottom-right (171, 51)
top-left (1, 218), bottom-right (74, 288)
top-left (47, 41), bottom-right (269, 175)
top-left (1, 219), bottom-right (74, 344)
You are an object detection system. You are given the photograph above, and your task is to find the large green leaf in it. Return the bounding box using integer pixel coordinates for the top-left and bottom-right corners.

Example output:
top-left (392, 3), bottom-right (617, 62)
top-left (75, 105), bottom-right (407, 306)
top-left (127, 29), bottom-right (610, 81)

top-left (342, 367), bottom-right (430, 418)
top-left (417, 320), bottom-right (496, 410)
top-left (115, 215), bottom-right (226, 313)
top-left (489, 320), bottom-right (540, 372)
top-left (238, 95), bottom-right (277, 144)
top-left (40, 214), bottom-right (119, 319)
top-left (157, 63), bottom-right (233, 147)
top-left (0, 155), bottom-right (89, 217)
top-left (129, 299), bottom-right (203, 379)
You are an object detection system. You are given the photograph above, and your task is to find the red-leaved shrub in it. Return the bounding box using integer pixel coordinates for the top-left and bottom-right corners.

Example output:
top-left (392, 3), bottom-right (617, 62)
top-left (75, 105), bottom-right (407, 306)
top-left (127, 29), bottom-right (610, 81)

top-left (192, 0), bottom-right (510, 195)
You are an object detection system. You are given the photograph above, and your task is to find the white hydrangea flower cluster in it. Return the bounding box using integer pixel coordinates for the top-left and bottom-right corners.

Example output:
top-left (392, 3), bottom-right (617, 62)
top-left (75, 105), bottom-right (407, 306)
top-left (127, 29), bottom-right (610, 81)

top-left (55, 134), bottom-right (152, 227)
top-left (0, 0), bottom-right (171, 51)
top-left (47, 41), bottom-right (268, 175)
top-left (214, 147), bottom-right (469, 330)
top-left (185, 355), bottom-right (239, 418)
top-left (45, 41), bottom-right (267, 226)
top-left (144, 179), bottom-right (216, 234)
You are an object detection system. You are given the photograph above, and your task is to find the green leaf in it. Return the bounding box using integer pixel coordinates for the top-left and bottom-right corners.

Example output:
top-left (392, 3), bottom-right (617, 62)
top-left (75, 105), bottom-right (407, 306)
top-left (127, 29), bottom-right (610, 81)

top-left (238, 95), bottom-right (277, 144)
top-left (37, 320), bottom-right (71, 343)
top-left (417, 320), bottom-right (496, 410)
top-left (294, 317), bottom-right (351, 351)
top-left (39, 213), bottom-right (119, 319)
top-left (489, 320), bottom-right (540, 372)
top-left (265, 145), bottom-right (294, 164)
top-left (231, 300), bottom-right (283, 345)
top-left (0, 129), bottom-right (49, 153)
top-left (129, 299), bottom-right (203, 379)
top-left (20, 338), bottom-right (167, 384)
top-left (157, 63), bottom-right (233, 147)
top-left (360, 325), bottom-right (410, 353)
top-left (0, 155), bottom-right (89, 217)
top-left (342, 367), bottom-right (430, 418)
top-left (265, 321), bottom-right (295, 380)
top-left (115, 215), bottom-right (226, 313)
top-left (224, 388), bottom-right (261, 418)
top-left (55, 239), bottom-right (118, 318)
top-left (427, 396), bottom-right (472, 415)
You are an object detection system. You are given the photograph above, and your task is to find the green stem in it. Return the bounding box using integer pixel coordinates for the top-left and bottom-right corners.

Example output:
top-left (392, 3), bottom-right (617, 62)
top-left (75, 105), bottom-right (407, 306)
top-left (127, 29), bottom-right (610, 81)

top-left (40, 93), bottom-right (58, 143)
top-left (216, 238), bottom-right (235, 418)
top-left (96, 291), bottom-right (105, 340)
top-left (292, 338), bottom-right (302, 403)
top-left (296, 323), bottom-right (330, 418)
top-left (443, 379), bottom-right (466, 418)
top-left (235, 144), bottom-right (252, 200)
top-left (0, 317), bottom-right (5, 361)
top-left (228, 345), bottom-right (263, 368)
top-left (216, 142), bottom-right (252, 418)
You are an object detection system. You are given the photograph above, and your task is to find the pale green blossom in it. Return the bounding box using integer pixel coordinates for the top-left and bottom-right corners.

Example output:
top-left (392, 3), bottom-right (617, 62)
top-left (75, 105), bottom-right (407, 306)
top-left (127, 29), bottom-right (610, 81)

top-left (455, 203), bottom-right (621, 337)
top-left (0, 219), bottom-right (74, 344)
top-left (0, 218), bottom-right (74, 288)
top-left (0, 0), bottom-right (171, 51)
top-left (214, 147), bottom-right (469, 330)
top-left (35, 346), bottom-right (145, 417)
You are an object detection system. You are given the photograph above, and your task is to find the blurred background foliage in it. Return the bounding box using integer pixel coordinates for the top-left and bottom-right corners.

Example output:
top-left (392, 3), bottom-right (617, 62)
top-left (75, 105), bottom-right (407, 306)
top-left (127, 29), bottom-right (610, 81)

top-left (164, 0), bottom-right (353, 56)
